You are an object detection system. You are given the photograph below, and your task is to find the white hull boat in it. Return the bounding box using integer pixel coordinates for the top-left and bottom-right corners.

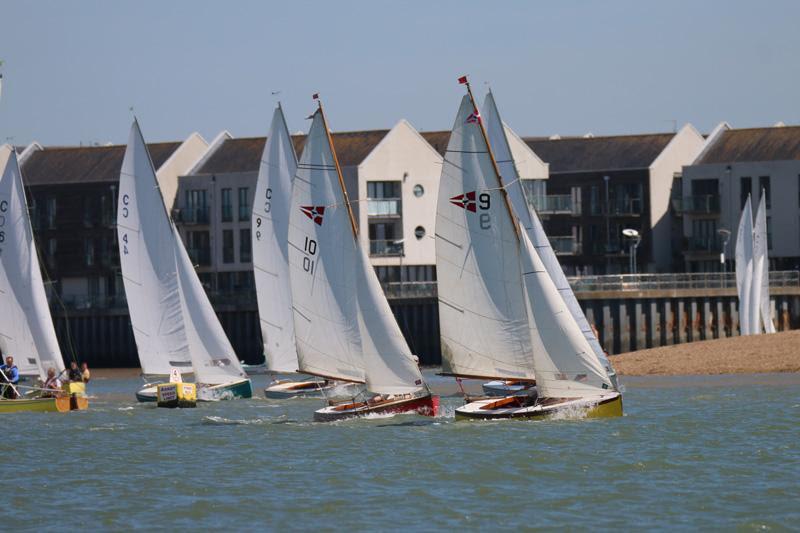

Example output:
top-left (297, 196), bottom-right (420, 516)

top-left (456, 392), bottom-right (622, 421)
top-left (263, 379), bottom-right (337, 399)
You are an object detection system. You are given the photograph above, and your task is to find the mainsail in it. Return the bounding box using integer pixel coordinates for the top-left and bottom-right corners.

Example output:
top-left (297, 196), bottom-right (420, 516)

top-left (252, 105), bottom-right (299, 373)
top-left (434, 95), bottom-right (536, 381)
top-left (481, 91), bottom-right (618, 385)
top-left (118, 121), bottom-right (192, 376)
top-left (735, 196), bottom-right (754, 335)
top-left (752, 192), bottom-right (775, 333)
top-left (288, 109), bottom-right (364, 383)
top-left (0, 146), bottom-right (65, 379)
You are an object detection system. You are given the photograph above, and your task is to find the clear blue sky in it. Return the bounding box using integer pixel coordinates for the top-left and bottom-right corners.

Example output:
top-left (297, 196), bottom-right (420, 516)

top-left (1, 0), bottom-right (798, 146)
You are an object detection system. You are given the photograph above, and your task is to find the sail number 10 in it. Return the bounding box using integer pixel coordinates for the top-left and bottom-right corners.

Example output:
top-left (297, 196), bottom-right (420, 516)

top-left (302, 236), bottom-right (317, 274)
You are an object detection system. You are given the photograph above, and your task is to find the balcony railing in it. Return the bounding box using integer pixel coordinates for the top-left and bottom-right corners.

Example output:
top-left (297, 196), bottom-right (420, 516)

top-left (672, 195), bottom-right (720, 215)
top-left (174, 206), bottom-right (210, 224)
top-left (381, 281), bottom-right (438, 299)
top-left (221, 205), bottom-right (233, 222)
top-left (367, 199), bottom-right (402, 217)
top-left (549, 236), bottom-right (582, 255)
top-left (369, 239), bottom-right (404, 257)
top-left (610, 198), bottom-right (643, 216)
top-left (687, 235), bottom-right (725, 252)
top-left (568, 271), bottom-right (800, 293)
top-left (530, 194), bottom-right (578, 215)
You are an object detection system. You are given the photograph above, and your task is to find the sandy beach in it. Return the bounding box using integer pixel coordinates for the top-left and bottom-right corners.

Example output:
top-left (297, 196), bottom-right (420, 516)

top-left (611, 329), bottom-right (800, 376)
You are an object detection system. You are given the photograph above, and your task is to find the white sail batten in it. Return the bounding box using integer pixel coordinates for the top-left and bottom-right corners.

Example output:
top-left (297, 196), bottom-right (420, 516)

top-left (752, 192), bottom-right (774, 333)
top-left (519, 228), bottom-right (612, 398)
top-left (435, 95), bottom-right (536, 380)
top-left (735, 196), bottom-right (754, 335)
top-left (117, 121), bottom-right (192, 376)
top-left (173, 225), bottom-right (247, 384)
top-left (355, 246), bottom-right (425, 394)
top-left (252, 106), bottom-right (299, 373)
top-left (288, 110), bottom-right (365, 384)
top-left (482, 92), bottom-right (617, 385)
top-left (0, 147), bottom-right (64, 379)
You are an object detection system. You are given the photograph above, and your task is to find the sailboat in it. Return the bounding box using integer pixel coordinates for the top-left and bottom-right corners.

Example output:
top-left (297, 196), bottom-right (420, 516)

top-left (0, 146), bottom-right (87, 413)
top-left (118, 120), bottom-right (252, 401)
top-left (253, 105), bottom-right (338, 399)
top-left (288, 96), bottom-right (437, 421)
top-left (752, 191), bottom-right (775, 334)
top-left (735, 195), bottom-right (755, 335)
top-left (435, 78), bottom-right (621, 420)
top-left (479, 90), bottom-right (619, 396)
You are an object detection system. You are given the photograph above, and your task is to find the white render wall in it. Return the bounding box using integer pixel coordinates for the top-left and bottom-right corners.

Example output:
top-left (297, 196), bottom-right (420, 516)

top-left (648, 124), bottom-right (705, 271)
top-left (156, 132), bottom-right (209, 211)
top-left (357, 120), bottom-right (444, 267)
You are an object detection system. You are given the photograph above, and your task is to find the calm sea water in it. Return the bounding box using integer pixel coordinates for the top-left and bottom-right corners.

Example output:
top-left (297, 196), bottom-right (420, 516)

top-left (3, 371), bottom-right (799, 530)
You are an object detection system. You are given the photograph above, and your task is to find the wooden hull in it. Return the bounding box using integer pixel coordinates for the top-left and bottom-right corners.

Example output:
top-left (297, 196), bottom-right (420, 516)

top-left (455, 392), bottom-right (622, 421)
top-left (198, 378), bottom-right (253, 401)
top-left (314, 393), bottom-right (439, 422)
top-left (0, 395), bottom-right (88, 414)
top-left (264, 380), bottom-right (337, 399)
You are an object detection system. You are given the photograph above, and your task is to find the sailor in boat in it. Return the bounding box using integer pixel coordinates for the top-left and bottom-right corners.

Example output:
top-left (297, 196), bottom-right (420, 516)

top-left (66, 362), bottom-right (82, 383)
top-left (42, 368), bottom-right (62, 398)
top-left (0, 356), bottom-right (20, 399)
top-left (80, 363), bottom-right (91, 384)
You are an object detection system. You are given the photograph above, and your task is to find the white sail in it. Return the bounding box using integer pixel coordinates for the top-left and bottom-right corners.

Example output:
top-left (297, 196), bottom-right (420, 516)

top-left (519, 227), bottom-right (613, 398)
top-left (173, 225), bottom-right (247, 384)
top-left (482, 92), bottom-right (618, 386)
top-left (252, 105), bottom-right (299, 373)
top-left (0, 146), bottom-right (64, 379)
top-left (752, 192), bottom-right (775, 333)
top-left (434, 95), bottom-right (536, 380)
top-left (117, 121), bottom-right (192, 376)
top-left (355, 245), bottom-right (425, 394)
top-left (288, 110), bottom-right (364, 383)
top-left (735, 195), bottom-right (754, 335)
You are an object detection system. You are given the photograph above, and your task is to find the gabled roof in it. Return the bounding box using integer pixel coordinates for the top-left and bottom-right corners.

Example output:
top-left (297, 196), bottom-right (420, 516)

top-left (696, 126), bottom-right (800, 164)
top-left (22, 142), bottom-right (181, 186)
top-left (419, 131), bottom-right (451, 157)
top-left (524, 133), bottom-right (675, 173)
top-left (195, 129), bottom-right (391, 175)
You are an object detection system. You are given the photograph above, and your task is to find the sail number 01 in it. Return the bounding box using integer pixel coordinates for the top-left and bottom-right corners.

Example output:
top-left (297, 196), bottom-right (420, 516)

top-left (302, 236), bottom-right (317, 274)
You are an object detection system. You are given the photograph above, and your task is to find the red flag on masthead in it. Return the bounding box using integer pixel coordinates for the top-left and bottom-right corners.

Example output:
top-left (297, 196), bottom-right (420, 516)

top-left (458, 75), bottom-right (468, 84)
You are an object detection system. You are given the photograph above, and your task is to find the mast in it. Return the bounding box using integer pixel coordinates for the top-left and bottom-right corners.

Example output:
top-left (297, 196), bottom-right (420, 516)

top-left (459, 76), bottom-right (520, 241)
top-left (315, 96), bottom-right (359, 239)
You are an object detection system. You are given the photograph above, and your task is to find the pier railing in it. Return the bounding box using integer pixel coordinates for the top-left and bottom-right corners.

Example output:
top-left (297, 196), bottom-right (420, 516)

top-left (567, 270), bottom-right (800, 293)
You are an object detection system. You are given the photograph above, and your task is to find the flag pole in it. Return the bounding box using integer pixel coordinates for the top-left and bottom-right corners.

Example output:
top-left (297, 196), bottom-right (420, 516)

top-left (314, 94), bottom-right (359, 239)
top-left (459, 75), bottom-right (521, 240)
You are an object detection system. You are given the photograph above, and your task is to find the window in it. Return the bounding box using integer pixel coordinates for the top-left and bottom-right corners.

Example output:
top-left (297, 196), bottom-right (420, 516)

top-left (759, 176), bottom-right (771, 209)
top-left (185, 189), bottom-right (208, 223)
top-left (367, 181), bottom-right (400, 199)
top-left (413, 184), bottom-right (424, 197)
top-left (221, 188), bottom-right (232, 222)
top-left (222, 230), bottom-right (234, 264)
top-left (766, 216), bottom-right (772, 250)
top-left (238, 187), bottom-right (250, 221)
top-left (186, 231), bottom-right (211, 266)
top-left (46, 197), bottom-right (57, 229)
top-left (84, 238), bottom-right (95, 266)
top-left (590, 185), bottom-right (600, 215)
top-left (414, 226), bottom-right (425, 240)
top-left (240, 229), bottom-right (252, 263)
top-left (740, 177), bottom-right (751, 209)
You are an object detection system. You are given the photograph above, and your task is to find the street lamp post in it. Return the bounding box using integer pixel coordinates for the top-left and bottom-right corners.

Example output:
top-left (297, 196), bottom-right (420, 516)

top-left (718, 228), bottom-right (731, 288)
top-left (622, 228), bottom-right (641, 275)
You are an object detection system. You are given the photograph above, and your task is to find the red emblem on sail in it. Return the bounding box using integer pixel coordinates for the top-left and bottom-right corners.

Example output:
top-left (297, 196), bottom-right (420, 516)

top-left (450, 191), bottom-right (476, 212)
top-left (300, 205), bottom-right (325, 226)
top-left (466, 111), bottom-right (481, 124)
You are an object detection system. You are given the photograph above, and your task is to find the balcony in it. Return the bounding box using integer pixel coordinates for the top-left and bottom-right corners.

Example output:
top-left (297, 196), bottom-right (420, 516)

top-left (687, 235), bottom-right (724, 252)
top-left (367, 198), bottom-right (402, 217)
top-left (672, 195), bottom-right (720, 215)
top-left (610, 198), bottom-right (643, 216)
top-left (381, 281), bottom-right (437, 299)
top-left (590, 241), bottom-right (624, 255)
top-left (531, 194), bottom-right (579, 215)
top-left (370, 239), bottom-right (404, 257)
top-left (187, 247), bottom-right (211, 266)
top-left (549, 236), bottom-right (582, 255)
top-left (174, 207), bottom-right (210, 225)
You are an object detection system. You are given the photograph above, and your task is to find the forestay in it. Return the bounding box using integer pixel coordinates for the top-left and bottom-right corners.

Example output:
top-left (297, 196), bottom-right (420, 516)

top-left (735, 196), bottom-right (754, 335)
top-left (482, 92), bottom-right (618, 386)
top-left (519, 229), bottom-right (613, 398)
top-left (288, 110), bottom-right (364, 383)
top-left (752, 192), bottom-right (774, 333)
top-left (0, 147), bottom-right (64, 379)
top-left (173, 226), bottom-right (247, 384)
top-left (435, 95), bottom-right (535, 380)
top-left (117, 121), bottom-right (191, 376)
top-left (252, 105), bottom-right (299, 373)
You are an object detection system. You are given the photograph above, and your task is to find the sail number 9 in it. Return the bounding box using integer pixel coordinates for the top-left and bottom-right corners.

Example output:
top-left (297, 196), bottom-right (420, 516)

top-left (302, 236), bottom-right (317, 274)
top-left (255, 217), bottom-right (261, 241)
top-left (478, 192), bottom-right (491, 229)
top-left (254, 188), bottom-right (273, 242)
